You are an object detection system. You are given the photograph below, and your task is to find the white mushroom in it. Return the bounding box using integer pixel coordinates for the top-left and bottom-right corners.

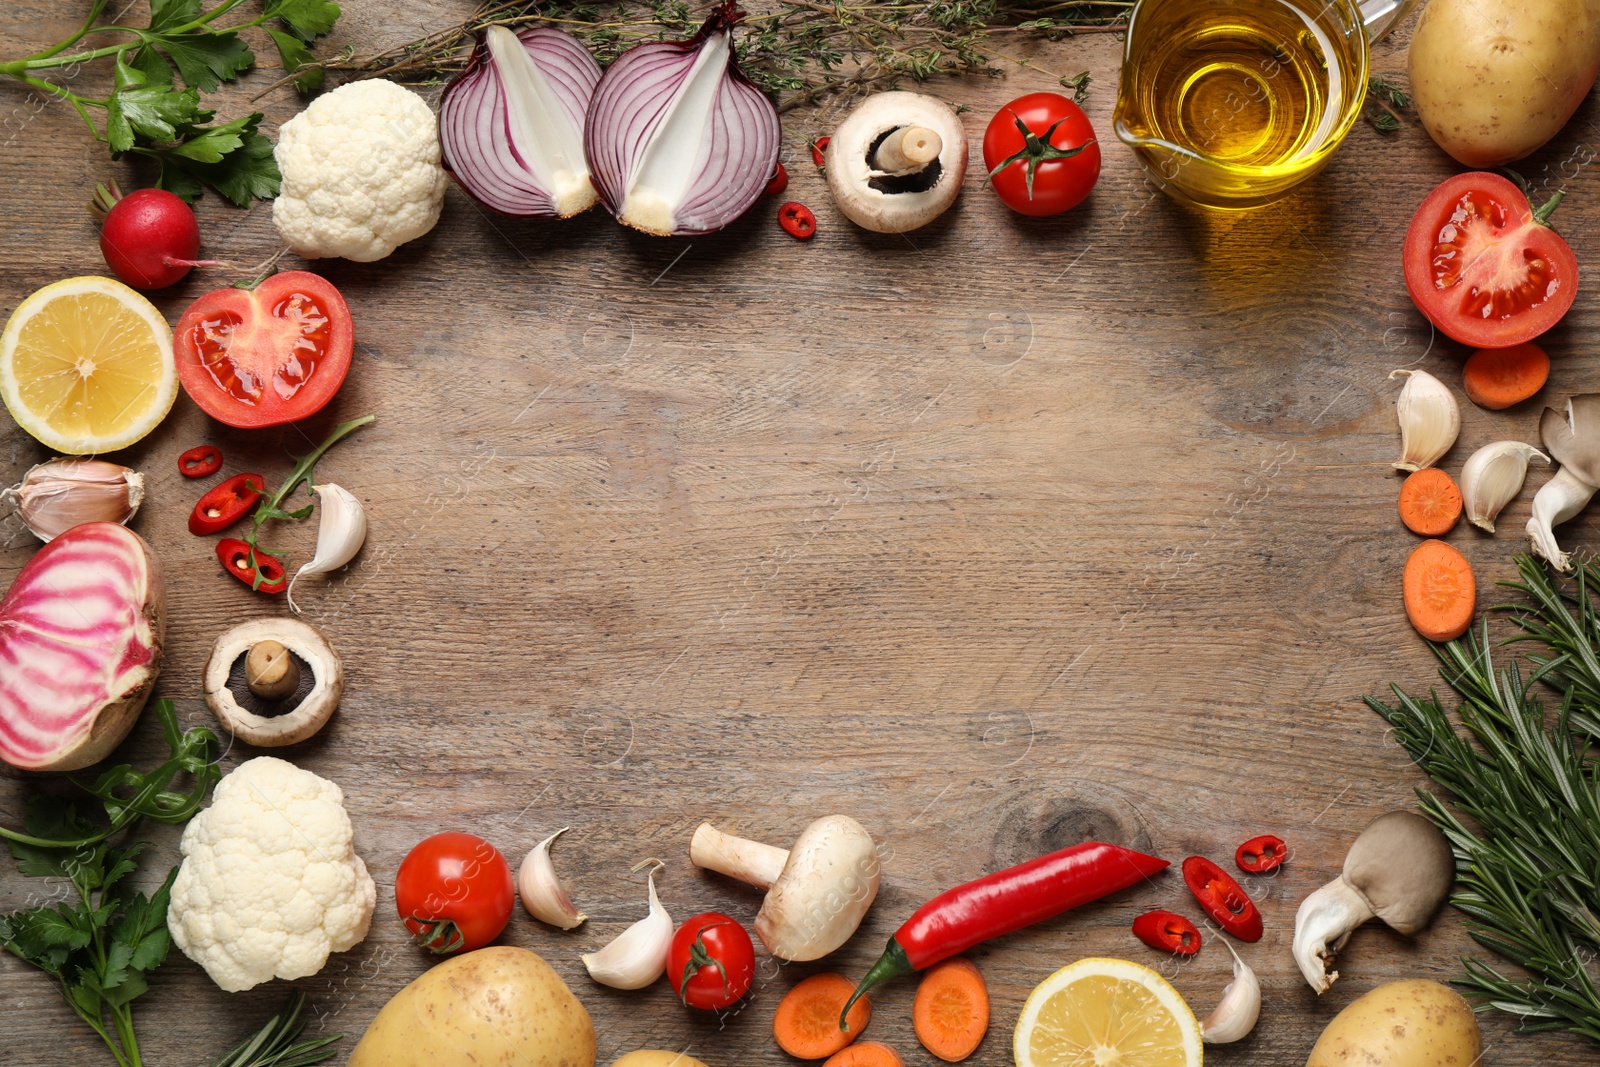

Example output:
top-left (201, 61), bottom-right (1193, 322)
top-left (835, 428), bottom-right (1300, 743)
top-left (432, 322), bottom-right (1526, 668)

top-left (824, 92), bottom-right (968, 233)
top-left (1293, 811), bottom-right (1454, 993)
top-left (204, 618), bottom-right (343, 746)
top-left (690, 815), bottom-right (880, 961)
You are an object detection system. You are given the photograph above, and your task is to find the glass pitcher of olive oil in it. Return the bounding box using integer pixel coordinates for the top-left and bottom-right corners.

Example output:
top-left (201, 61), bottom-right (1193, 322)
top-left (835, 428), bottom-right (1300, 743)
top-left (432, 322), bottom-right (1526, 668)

top-left (1113, 0), bottom-right (1420, 210)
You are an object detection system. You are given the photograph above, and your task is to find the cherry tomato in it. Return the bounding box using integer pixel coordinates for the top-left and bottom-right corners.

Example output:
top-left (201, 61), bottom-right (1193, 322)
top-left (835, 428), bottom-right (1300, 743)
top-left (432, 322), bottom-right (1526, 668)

top-left (174, 271), bottom-right (354, 429)
top-left (216, 538), bottom-right (287, 594)
top-left (810, 137), bottom-right (830, 168)
top-left (765, 162), bottom-right (789, 196)
top-left (982, 93), bottom-right (1101, 217)
top-left (779, 202), bottom-right (816, 240)
top-left (178, 445), bottom-right (222, 478)
top-left (1181, 855), bottom-right (1263, 942)
top-left (189, 473), bottom-right (263, 535)
top-left (1131, 909), bottom-right (1201, 956)
top-left (669, 912), bottom-right (756, 1010)
top-left (395, 832), bottom-right (515, 954)
top-left (1235, 834), bottom-right (1287, 874)
top-left (1403, 172), bottom-right (1577, 348)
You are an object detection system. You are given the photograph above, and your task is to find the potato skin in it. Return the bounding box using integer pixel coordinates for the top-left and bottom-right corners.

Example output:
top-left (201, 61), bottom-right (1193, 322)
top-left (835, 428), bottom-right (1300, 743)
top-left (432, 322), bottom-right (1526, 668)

top-left (611, 1053), bottom-right (714, 1067)
top-left (1410, 0), bottom-right (1600, 167)
top-left (348, 946), bottom-right (595, 1067)
top-left (1307, 980), bottom-right (1481, 1067)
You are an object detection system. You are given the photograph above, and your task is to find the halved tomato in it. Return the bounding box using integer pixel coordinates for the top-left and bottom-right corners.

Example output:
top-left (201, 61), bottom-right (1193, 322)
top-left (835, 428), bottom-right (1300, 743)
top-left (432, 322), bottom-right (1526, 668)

top-left (174, 271), bottom-right (354, 428)
top-left (1402, 172), bottom-right (1577, 349)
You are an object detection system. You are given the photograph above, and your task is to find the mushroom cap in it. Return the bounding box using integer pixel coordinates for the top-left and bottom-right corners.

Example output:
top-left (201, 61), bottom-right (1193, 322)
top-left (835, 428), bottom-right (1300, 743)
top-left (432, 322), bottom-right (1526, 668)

top-left (1341, 811), bottom-right (1453, 935)
top-left (1541, 394), bottom-right (1600, 487)
top-left (755, 814), bottom-right (881, 961)
top-left (204, 618), bottom-right (342, 747)
top-left (825, 91), bottom-right (968, 234)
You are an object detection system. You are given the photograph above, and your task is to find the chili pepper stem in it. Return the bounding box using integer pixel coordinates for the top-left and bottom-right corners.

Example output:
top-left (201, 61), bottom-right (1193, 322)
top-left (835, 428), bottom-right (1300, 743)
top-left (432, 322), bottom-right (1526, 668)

top-left (840, 938), bottom-right (914, 1031)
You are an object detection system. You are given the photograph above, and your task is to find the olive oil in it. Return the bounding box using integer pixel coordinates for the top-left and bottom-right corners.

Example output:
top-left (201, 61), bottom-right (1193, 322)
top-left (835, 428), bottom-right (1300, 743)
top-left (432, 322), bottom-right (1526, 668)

top-left (1114, 0), bottom-right (1367, 209)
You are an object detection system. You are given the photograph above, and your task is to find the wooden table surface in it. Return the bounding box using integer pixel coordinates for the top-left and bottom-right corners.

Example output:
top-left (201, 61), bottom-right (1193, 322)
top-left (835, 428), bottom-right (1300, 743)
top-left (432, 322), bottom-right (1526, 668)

top-left (2, 3), bottom-right (1596, 1065)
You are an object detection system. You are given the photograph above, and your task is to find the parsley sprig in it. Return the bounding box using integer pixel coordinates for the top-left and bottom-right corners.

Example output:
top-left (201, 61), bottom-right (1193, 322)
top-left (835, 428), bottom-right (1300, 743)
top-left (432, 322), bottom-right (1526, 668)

top-left (0, 1), bottom-right (342, 204)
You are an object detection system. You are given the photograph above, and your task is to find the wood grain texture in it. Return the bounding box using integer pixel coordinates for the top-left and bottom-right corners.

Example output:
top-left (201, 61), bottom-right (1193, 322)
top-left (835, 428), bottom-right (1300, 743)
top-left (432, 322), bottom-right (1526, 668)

top-left (1, 3), bottom-right (1597, 1064)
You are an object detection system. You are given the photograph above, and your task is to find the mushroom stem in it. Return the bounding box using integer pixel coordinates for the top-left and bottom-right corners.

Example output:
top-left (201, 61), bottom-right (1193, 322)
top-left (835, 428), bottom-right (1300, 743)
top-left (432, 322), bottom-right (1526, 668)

top-left (246, 640), bottom-right (300, 700)
top-left (1292, 877), bottom-right (1377, 993)
top-left (873, 126), bottom-right (942, 173)
top-left (690, 822), bottom-right (788, 889)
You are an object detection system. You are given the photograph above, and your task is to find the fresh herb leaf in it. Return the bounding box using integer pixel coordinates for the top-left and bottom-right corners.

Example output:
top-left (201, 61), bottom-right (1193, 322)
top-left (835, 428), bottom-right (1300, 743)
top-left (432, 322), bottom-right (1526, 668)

top-left (148, 0), bottom-right (204, 33)
top-left (140, 29), bottom-right (255, 93)
top-left (146, 115), bottom-right (281, 206)
top-left (1060, 70), bottom-right (1091, 106)
top-left (266, 0), bottom-right (343, 42)
top-left (266, 28), bottom-right (323, 91)
top-left (1369, 74), bottom-right (1410, 109)
top-left (126, 45), bottom-right (176, 86)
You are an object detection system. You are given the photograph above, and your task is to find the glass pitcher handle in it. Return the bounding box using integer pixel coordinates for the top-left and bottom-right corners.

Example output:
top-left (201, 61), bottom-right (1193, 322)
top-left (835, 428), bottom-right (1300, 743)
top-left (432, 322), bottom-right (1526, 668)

top-left (1360, 0), bottom-right (1422, 41)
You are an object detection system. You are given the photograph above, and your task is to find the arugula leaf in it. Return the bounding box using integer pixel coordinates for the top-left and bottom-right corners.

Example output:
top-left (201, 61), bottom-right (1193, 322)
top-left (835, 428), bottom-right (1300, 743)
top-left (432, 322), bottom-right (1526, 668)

top-left (266, 0), bottom-right (342, 42)
top-left (141, 30), bottom-right (255, 93)
top-left (266, 29), bottom-right (323, 92)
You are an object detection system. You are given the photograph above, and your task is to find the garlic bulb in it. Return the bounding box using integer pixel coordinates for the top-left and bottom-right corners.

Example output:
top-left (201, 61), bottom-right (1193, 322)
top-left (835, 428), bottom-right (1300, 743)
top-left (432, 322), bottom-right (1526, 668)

top-left (1, 458), bottom-right (143, 542)
top-left (581, 860), bottom-right (671, 989)
top-left (288, 484), bottom-right (367, 614)
top-left (1391, 369), bottom-right (1460, 472)
top-left (1528, 467), bottom-right (1597, 573)
top-left (1459, 441), bottom-right (1548, 532)
top-left (1200, 940), bottom-right (1261, 1044)
top-left (519, 827), bottom-right (586, 930)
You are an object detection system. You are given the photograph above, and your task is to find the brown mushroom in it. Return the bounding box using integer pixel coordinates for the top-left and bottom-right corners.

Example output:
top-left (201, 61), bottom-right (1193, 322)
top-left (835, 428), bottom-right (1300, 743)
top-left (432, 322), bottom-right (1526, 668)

top-left (204, 619), bottom-right (342, 746)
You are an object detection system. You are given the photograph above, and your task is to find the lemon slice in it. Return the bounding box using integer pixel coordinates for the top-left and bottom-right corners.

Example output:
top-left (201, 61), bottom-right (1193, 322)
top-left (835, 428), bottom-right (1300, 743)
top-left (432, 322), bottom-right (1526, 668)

top-left (1014, 957), bottom-right (1203, 1067)
top-left (0, 276), bottom-right (177, 454)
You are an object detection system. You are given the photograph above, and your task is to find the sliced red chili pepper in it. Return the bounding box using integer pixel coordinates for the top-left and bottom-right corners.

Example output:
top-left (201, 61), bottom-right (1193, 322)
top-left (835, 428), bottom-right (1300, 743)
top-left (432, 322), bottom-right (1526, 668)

top-left (189, 473), bottom-right (264, 536)
top-left (178, 445), bottom-right (222, 478)
top-left (779, 202), bottom-right (816, 240)
top-left (216, 538), bottom-right (287, 594)
top-left (1235, 834), bottom-right (1287, 874)
top-left (764, 162), bottom-right (789, 196)
top-left (810, 137), bottom-right (830, 167)
top-left (1181, 855), bottom-right (1263, 942)
top-left (1131, 909), bottom-right (1201, 956)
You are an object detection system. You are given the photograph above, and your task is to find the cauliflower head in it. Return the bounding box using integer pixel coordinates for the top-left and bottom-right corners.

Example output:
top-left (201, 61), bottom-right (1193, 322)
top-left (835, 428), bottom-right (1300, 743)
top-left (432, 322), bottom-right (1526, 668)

top-left (272, 79), bottom-right (447, 262)
top-left (168, 756), bottom-right (376, 992)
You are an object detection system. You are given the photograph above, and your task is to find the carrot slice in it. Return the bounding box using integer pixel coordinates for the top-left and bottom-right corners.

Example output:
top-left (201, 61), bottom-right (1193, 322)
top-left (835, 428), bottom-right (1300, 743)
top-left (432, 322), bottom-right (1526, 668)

top-left (1403, 539), bottom-right (1475, 642)
top-left (913, 958), bottom-right (989, 1062)
top-left (823, 1043), bottom-right (905, 1067)
top-left (1398, 468), bottom-right (1462, 536)
top-left (1462, 342), bottom-right (1549, 410)
top-left (774, 973), bottom-right (872, 1060)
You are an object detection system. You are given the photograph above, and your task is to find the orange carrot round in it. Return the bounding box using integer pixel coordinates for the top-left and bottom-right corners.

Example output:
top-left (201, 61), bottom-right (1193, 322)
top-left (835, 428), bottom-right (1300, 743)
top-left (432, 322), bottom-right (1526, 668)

top-left (1398, 468), bottom-right (1462, 536)
top-left (1462, 342), bottom-right (1549, 410)
top-left (1403, 539), bottom-right (1475, 642)
top-left (823, 1042), bottom-right (905, 1067)
top-left (913, 958), bottom-right (989, 1062)
top-left (774, 973), bottom-right (872, 1060)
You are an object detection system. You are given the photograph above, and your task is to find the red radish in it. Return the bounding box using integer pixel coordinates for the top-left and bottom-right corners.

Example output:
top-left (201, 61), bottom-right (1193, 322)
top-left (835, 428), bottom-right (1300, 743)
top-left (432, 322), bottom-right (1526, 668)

top-left (0, 522), bottom-right (165, 771)
top-left (91, 182), bottom-right (217, 290)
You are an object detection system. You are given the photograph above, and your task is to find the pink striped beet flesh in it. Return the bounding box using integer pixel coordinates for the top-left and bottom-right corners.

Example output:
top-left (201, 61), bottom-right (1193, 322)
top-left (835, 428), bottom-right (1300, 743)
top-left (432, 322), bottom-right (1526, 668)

top-left (0, 521), bottom-right (165, 771)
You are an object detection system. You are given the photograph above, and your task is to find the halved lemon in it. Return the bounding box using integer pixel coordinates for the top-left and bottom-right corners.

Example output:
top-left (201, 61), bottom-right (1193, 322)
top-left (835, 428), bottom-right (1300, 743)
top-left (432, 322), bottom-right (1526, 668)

top-left (1014, 957), bottom-right (1202, 1067)
top-left (0, 276), bottom-right (177, 454)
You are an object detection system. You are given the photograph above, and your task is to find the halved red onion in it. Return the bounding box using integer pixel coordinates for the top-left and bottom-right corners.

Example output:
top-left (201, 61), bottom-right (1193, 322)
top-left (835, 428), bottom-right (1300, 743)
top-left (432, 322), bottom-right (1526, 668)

top-left (585, 2), bottom-right (781, 236)
top-left (439, 26), bottom-right (602, 217)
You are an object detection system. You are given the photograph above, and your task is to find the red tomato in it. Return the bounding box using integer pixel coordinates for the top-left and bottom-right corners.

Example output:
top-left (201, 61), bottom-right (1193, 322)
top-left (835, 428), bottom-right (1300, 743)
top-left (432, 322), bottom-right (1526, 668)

top-left (669, 912), bottom-right (756, 1010)
top-left (174, 271), bottom-right (354, 429)
top-left (1403, 172), bottom-right (1577, 348)
top-left (982, 93), bottom-right (1101, 217)
top-left (395, 832), bottom-right (515, 955)
top-left (216, 538), bottom-right (286, 594)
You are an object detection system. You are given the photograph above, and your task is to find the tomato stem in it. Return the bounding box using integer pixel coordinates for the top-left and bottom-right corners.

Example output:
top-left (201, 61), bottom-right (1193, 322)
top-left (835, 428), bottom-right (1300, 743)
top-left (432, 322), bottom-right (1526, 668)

top-left (1533, 189), bottom-right (1566, 228)
top-left (987, 110), bottom-right (1095, 200)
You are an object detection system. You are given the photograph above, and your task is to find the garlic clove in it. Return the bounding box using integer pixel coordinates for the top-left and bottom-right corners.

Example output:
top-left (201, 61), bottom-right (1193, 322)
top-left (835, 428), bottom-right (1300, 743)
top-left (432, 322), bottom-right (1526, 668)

top-left (1391, 369), bottom-right (1460, 472)
top-left (288, 484), bottom-right (367, 615)
top-left (1200, 938), bottom-right (1261, 1044)
top-left (1527, 466), bottom-right (1597, 573)
top-left (4, 458), bottom-right (143, 542)
top-left (1459, 441), bottom-right (1548, 533)
top-left (581, 860), bottom-right (672, 989)
top-left (518, 827), bottom-right (586, 930)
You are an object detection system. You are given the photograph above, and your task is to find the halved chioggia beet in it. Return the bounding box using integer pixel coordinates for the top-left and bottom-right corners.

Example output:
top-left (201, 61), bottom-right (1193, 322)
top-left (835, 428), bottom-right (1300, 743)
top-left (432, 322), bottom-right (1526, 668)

top-left (0, 522), bottom-right (165, 771)
top-left (439, 25), bottom-right (603, 217)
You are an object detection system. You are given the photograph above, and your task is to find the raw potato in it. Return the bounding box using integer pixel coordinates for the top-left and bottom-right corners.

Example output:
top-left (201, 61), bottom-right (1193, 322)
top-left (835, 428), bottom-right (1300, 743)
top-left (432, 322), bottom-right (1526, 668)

top-left (1409, 0), bottom-right (1600, 167)
top-left (611, 1054), bottom-right (714, 1067)
top-left (347, 947), bottom-right (595, 1067)
top-left (1306, 979), bottom-right (1481, 1067)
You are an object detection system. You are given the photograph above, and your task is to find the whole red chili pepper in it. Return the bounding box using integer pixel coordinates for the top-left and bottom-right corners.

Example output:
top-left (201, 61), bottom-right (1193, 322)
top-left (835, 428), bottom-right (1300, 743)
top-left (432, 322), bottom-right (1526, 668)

top-left (1181, 855), bottom-right (1262, 942)
top-left (1235, 834), bottom-right (1287, 874)
top-left (189, 473), bottom-right (263, 535)
top-left (1131, 909), bottom-right (1201, 956)
top-left (841, 841), bottom-right (1168, 1027)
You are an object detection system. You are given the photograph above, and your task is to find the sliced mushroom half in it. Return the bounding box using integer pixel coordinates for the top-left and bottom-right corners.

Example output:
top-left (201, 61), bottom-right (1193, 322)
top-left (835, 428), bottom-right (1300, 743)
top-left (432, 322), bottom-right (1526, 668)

top-left (204, 618), bottom-right (342, 746)
top-left (825, 91), bottom-right (968, 233)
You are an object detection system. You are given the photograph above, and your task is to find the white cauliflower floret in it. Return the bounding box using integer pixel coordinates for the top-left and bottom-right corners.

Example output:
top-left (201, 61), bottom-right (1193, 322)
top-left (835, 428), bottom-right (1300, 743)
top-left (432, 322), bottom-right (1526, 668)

top-left (272, 79), bottom-right (447, 262)
top-left (167, 756), bottom-right (376, 992)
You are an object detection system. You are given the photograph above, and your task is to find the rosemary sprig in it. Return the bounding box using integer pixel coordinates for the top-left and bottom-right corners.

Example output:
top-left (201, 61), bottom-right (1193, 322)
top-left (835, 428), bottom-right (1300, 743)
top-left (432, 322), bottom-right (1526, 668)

top-left (210, 992), bottom-right (341, 1067)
